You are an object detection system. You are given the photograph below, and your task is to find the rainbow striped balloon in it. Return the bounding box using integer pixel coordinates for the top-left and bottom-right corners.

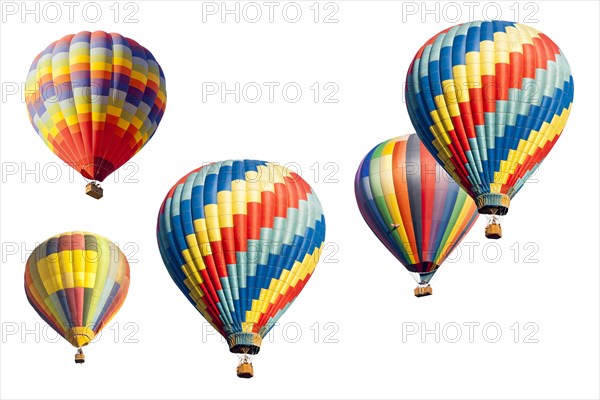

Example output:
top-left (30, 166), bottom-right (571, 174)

top-left (25, 31), bottom-right (167, 183)
top-left (157, 160), bottom-right (326, 356)
top-left (355, 135), bottom-right (478, 289)
top-left (25, 232), bottom-right (130, 350)
top-left (406, 21), bottom-right (573, 218)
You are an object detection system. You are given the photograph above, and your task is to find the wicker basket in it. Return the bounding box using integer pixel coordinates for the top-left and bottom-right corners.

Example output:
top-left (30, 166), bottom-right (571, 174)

top-left (485, 223), bottom-right (502, 239)
top-left (74, 352), bottom-right (85, 364)
top-left (414, 286), bottom-right (433, 297)
top-left (237, 362), bottom-right (254, 378)
top-left (85, 182), bottom-right (103, 199)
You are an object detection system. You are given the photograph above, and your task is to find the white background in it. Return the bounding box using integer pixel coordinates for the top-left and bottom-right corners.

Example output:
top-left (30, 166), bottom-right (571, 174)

top-left (1, 1), bottom-right (598, 399)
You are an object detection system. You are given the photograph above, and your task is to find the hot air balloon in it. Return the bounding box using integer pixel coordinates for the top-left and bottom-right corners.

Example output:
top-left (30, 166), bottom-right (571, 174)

top-left (25, 31), bottom-right (167, 199)
top-left (25, 232), bottom-right (130, 363)
top-left (157, 160), bottom-right (326, 378)
top-left (406, 21), bottom-right (573, 239)
top-left (355, 134), bottom-right (478, 296)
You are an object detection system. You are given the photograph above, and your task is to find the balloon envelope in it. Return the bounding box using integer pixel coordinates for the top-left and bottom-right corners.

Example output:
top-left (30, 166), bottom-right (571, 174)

top-left (25, 31), bottom-right (167, 182)
top-left (157, 160), bottom-right (326, 354)
top-left (406, 21), bottom-right (573, 217)
top-left (25, 232), bottom-right (130, 349)
top-left (355, 134), bottom-right (478, 287)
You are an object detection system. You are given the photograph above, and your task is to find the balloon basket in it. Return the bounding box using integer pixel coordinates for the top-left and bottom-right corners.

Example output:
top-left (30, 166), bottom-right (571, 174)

top-left (485, 222), bottom-right (502, 240)
top-left (74, 349), bottom-right (85, 364)
top-left (85, 182), bottom-right (103, 199)
top-left (236, 361), bottom-right (254, 379)
top-left (414, 285), bottom-right (432, 297)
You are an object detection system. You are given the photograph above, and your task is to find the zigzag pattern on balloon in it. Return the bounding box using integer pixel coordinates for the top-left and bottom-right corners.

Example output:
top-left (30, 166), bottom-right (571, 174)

top-left (406, 21), bottom-right (573, 213)
top-left (157, 160), bottom-right (326, 351)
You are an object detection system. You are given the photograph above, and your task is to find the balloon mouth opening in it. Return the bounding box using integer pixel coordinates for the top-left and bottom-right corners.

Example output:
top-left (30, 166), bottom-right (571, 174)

top-left (479, 205), bottom-right (509, 216)
top-left (475, 194), bottom-right (510, 216)
top-left (406, 262), bottom-right (439, 274)
top-left (227, 332), bottom-right (262, 355)
top-left (230, 344), bottom-right (261, 355)
top-left (78, 158), bottom-right (116, 182)
top-left (66, 327), bottom-right (95, 348)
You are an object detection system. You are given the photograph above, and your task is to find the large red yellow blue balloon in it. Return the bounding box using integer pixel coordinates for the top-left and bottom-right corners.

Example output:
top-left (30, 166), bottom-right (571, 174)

top-left (405, 21), bottom-right (573, 238)
top-left (157, 160), bottom-right (326, 378)
top-left (24, 232), bottom-right (130, 363)
top-left (25, 31), bottom-right (167, 198)
top-left (355, 134), bottom-right (478, 296)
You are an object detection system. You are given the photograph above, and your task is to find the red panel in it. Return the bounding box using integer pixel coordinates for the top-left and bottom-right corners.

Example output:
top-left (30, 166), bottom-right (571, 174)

top-left (420, 145), bottom-right (437, 259)
top-left (495, 63), bottom-right (509, 100)
top-left (261, 191), bottom-right (275, 229)
top-left (274, 182), bottom-right (288, 218)
top-left (509, 52), bottom-right (524, 86)
top-left (392, 140), bottom-right (418, 257)
top-left (233, 214), bottom-right (248, 252)
top-left (209, 241), bottom-right (228, 278)
top-left (247, 202), bottom-right (261, 240)
top-left (522, 44), bottom-right (536, 80)
top-left (197, 266), bottom-right (222, 318)
top-left (201, 254), bottom-right (223, 292)
top-left (285, 177), bottom-right (299, 209)
top-left (469, 87), bottom-right (485, 126)
top-left (64, 288), bottom-right (80, 327)
top-left (220, 227), bottom-right (236, 266)
top-left (481, 75), bottom-right (496, 112)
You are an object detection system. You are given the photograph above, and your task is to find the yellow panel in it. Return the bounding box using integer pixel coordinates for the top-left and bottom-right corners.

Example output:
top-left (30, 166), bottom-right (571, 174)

top-left (268, 164), bottom-right (286, 184)
top-left (232, 201), bottom-right (247, 214)
top-left (379, 170), bottom-right (395, 195)
top-left (381, 140), bottom-right (396, 156)
top-left (245, 309), bottom-right (259, 323)
top-left (217, 191), bottom-right (232, 203)
top-left (107, 104), bottom-right (122, 116)
top-left (112, 57), bottom-right (133, 68)
top-left (69, 54), bottom-right (90, 63)
top-left (242, 322), bottom-right (254, 333)
top-left (188, 244), bottom-right (203, 261)
top-left (130, 70), bottom-right (148, 84)
top-left (90, 62), bottom-right (112, 71)
top-left (182, 249), bottom-right (193, 264)
top-left (379, 154), bottom-right (393, 172)
top-left (246, 190), bottom-right (261, 203)
top-left (117, 118), bottom-right (131, 130)
top-left (204, 204), bottom-right (219, 217)
top-left (260, 180), bottom-right (275, 193)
